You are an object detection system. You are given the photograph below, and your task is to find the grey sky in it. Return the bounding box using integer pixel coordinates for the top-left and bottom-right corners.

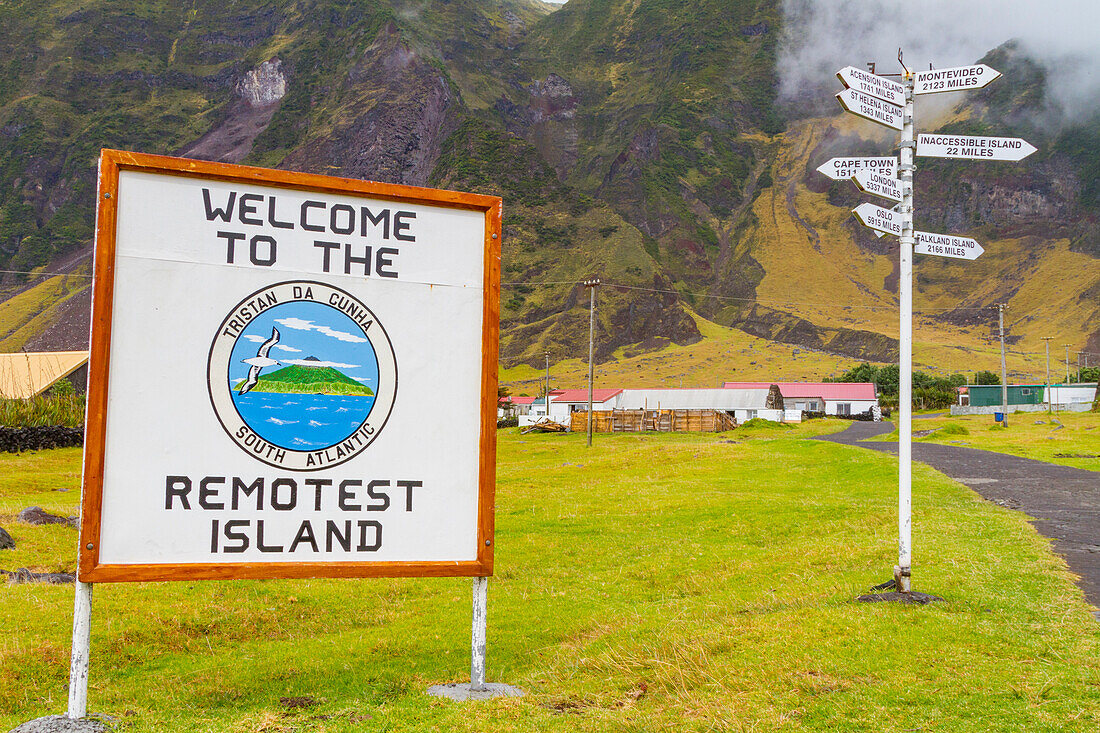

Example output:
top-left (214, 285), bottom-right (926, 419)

top-left (779, 0), bottom-right (1100, 120)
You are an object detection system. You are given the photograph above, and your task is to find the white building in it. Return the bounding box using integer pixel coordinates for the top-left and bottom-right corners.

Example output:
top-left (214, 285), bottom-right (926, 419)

top-left (617, 387), bottom-right (781, 423)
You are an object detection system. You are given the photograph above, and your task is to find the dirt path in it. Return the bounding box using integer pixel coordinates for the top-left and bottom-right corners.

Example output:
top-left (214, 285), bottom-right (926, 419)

top-left (816, 421), bottom-right (1100, 608)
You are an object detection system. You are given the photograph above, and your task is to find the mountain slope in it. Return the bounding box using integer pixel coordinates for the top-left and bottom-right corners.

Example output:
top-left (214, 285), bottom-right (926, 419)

top-left (0, 1), bottom-right (1095, 385)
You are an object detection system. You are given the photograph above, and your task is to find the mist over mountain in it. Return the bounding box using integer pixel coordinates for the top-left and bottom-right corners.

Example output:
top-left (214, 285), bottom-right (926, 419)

top-left (0, 0), bottom-right (1096, 375)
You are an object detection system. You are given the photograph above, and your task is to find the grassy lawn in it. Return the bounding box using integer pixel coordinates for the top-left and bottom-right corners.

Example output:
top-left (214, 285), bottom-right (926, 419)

top-left (2, 425), bottom-right (1100, 731)
top-left (874, 411), bottom-right (1100, 471)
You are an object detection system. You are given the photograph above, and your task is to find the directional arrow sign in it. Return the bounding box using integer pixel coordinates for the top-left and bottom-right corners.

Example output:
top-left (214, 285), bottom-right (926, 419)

top-left (914, 64), bottom-right (1001, 95)
top-left (837, 66), bottom-right (906, 106)
top-left (852, 202), bottom-right (903, 236)
top-left (853, 169), bottom-right (903, 202)
top-left (836, 88), bottom-right (905, 130)
top-left (876, 203), bottom-right (902, 238)
top-left (916, 133), bottom-right (1037, 161)
top-left (915, 231), bottom-right (984, 260)
top-left (815, 156), bottom-right (897, 181)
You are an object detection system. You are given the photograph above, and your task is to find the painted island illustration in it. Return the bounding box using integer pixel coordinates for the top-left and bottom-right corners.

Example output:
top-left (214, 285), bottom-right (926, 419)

top-left (226, 300), bottom-right (380, 452)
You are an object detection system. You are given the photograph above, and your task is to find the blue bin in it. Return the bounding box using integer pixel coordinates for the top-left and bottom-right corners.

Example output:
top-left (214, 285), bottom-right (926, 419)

top-left (994, 412), bottom-right (1004, 422)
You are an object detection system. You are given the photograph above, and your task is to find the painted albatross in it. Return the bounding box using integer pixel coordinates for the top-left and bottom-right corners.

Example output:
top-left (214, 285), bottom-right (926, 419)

top-left (238, 327), bottom-right (281, 395)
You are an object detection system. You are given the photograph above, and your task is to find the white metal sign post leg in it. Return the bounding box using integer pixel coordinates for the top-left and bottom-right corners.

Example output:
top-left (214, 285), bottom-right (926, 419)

top-left (67, 580), bottom-right (93, 719)
top-left (470, 576), bottom-right (488, 691)
top-left (896, 71), bottom-right (915, 593)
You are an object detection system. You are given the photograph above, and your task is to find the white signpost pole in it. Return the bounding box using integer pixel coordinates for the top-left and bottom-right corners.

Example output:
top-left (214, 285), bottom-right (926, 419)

top-left (67, 581), bottom-right (93, 719)
top-left (470, 576), bottom-right (488, 691)
top-left (896, 70), bottom-right (915, 593)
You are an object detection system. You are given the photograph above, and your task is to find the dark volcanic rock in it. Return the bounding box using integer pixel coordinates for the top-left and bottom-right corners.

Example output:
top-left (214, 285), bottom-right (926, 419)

top-left (0, 427), bottom-right (84, 453)
top-left (17, 507), bottom-right (79, 529)
top-left (280, 23), bottom-right (456, 187)
top-left (4, 567), bottom-right (77, 584)
top-left (0, 526), bottom-right (14, 549)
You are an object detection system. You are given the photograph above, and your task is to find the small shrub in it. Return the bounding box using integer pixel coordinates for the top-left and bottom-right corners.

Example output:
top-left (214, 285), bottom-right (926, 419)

top-left (740, 418), bottom-right (791, 430)
top-left (936, 424), bottom-right (970, 437)
top-left (0, 394), bottom-right (86, 428)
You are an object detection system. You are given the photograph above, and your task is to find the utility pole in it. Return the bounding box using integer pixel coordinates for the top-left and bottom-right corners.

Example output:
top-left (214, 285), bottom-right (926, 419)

top-left (998, 304), bottom-right (1008, 426)
top-left (544, 350), bottom-right (550, 418)
top-left (1064, 344), bottom-right (1071, 383)
top-left (1040, 336), bottom-right (1054, 413)
top-left (583, 277), bottom-right (600, 447)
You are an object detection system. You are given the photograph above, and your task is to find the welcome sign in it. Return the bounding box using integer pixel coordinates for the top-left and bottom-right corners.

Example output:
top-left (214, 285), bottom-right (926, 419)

top-left (79, 150), bottom-right (501, 582)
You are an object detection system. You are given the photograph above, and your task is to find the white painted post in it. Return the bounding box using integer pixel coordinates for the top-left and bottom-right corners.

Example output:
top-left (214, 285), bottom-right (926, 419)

top-left (67, 580), bottom-right (93, 719)
top-left (896, 69), bottom-right (915, 593)
top-left (470, 576), bottom-right (487, 691)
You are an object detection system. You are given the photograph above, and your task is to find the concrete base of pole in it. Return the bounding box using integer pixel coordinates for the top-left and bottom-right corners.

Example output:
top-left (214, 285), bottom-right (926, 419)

top-left (426, 682), bottom-right (525, 701)
top-left (9, 715), bottom-right (112, 732)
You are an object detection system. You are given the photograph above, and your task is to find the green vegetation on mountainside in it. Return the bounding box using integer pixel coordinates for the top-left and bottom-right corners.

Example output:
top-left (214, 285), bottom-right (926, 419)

top-left (0, 0), bottom-right (1097, 385)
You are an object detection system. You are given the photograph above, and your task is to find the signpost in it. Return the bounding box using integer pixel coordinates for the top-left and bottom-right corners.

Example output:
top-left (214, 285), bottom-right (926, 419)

top-left (916, 133), bottom-right (1037, 161)
top-left (835, 88), bottom-right (905, 130)
top-left (828, 53), bottom-right (1032, 597)
top-left (853, 169), bottom-right (903, 202)
top-left (815, 156), bottom-right (897, 181)
top-left (852, 202), bottom-right (903, 236)
top-left (914, 231), bottom-right (984, 260)
top-left (67, 150), bottom-right (507, 718)
top-left (914, 64), bottom-right (1001, 95)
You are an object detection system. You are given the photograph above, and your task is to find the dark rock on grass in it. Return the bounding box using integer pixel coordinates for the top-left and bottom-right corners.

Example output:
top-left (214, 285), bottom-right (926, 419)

top-left (17, 507), bottom-right (79, 529)
top-left (0, 527), bottom-right (14, 549)
top-left (4, 567), bottom-right (76, 585)
top-left (8, 714), bottom-right (111, 732)
top-left (856, 591), bottom-right (945, 604)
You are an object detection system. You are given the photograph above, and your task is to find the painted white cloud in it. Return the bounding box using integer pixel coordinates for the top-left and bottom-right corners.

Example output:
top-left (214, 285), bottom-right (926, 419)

top-left (280, 359), bottom-right (359, 369)
top-left (275, 317), bottom-right (315, 331)
top-left (273, 344), bottom-right (302, 352)
top-left (274, 318), bottom-right (368, 344)
top-left (242, 334), bottom-right (266, 343)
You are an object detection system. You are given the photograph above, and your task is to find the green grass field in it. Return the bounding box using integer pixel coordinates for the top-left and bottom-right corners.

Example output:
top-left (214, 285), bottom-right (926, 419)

top-left (2, 425), bottom-right (1100, 731)
top-left (876, 411), bottom-right (1100, 472)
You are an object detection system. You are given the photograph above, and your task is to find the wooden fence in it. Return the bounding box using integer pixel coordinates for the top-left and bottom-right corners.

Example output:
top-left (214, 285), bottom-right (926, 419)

top-left (570, 409), bottom-right (737, 433)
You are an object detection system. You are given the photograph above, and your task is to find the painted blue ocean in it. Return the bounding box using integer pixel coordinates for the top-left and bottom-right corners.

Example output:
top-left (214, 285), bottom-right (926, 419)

top-left (231, 391), bottom-right (376, 451)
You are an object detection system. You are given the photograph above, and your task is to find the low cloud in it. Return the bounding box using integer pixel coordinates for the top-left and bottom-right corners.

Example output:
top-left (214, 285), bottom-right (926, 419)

top-left (779, 0), bottom-right (1100, 122)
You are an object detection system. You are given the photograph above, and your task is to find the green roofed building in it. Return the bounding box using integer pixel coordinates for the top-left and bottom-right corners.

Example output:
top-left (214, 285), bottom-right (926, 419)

top-left (953, 382), bottom-right (1097, 416)
top-left (964, 384), bottom-right (1045, 408)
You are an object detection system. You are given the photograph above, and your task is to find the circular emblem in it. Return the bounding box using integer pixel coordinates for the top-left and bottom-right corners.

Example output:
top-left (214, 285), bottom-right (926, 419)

top-left (208, 281), bottom-right (397, 470)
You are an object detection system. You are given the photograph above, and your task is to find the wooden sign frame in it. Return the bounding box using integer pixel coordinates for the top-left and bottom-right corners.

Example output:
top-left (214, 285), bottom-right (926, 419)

top-left (78, 150), bottom-right (501, 582)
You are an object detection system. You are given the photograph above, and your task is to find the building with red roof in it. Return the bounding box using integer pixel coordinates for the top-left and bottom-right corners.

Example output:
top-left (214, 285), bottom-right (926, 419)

top-left (723, 381), bottom-right (878, 416)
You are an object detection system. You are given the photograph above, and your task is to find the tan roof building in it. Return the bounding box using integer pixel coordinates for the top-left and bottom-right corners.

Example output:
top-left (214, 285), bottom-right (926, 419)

top-left (0, 351), bottom-right (89, 399)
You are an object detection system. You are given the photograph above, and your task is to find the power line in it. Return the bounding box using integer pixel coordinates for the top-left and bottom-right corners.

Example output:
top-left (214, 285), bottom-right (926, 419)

top-left (0, 269), bottom-right (92, 278)
top-left (504, 278), bottom-right (1010, 313)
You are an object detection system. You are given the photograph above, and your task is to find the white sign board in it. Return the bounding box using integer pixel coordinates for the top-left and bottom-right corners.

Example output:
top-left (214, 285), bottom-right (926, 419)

top-left (853, 169), bottom-right (903, 202)
top-left (914, 64), bottom-right (1001, 94)
top-left (836, 66), bottom-right (906, 106)
top-left (816, 156), bottom-right (897, 181)
top-left (835, 88), bottom-right (905, 130)
top-left (80, 150), bottom-right (501, 582)
top-left (852, 202), bottom-right (903, 236)
top-left (915, 231), bottom-right (984, 260)
top-left (916, 134), bottom-right (1037, 161)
